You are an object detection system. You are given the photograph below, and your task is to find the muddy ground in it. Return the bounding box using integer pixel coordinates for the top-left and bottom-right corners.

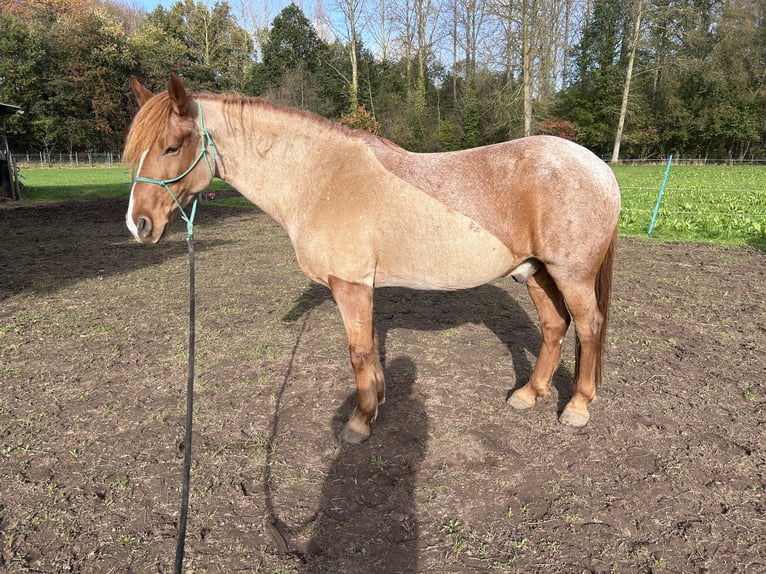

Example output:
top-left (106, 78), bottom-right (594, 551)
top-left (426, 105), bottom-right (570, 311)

top-left (0, 198), bottom-right (764, 573)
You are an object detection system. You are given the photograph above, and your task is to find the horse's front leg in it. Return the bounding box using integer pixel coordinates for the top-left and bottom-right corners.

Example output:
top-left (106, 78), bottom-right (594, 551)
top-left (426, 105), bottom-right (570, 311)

top-left (329, 276), bottom-right (385, 444)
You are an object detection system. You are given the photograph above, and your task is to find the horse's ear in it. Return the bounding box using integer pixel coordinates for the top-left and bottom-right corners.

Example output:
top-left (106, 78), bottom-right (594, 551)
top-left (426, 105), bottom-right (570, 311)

top-left (130, 76), bottom-right (154, 107)
top-left (167, 74), bottom-right (189, 116)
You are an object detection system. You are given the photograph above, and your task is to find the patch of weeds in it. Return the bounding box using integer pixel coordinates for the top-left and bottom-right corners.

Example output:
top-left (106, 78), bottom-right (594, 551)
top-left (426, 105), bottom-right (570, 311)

top-left (564, 512), bottom-right (580, 533)
top-left (697, 384), bottom-right (712, 396)
top-left (511, 537), bottom-right (528, 551)
top-left (453, 474), bottom-right (470, 488)
top-left (640, 338), bottom-right (652, 350)
top-left (370, 452), bottom-right (386, 471)
top-left (100, 400), bottom-right (125, 416)
top-left (441, 519), bottom-right (469, 555)
top-left (109, 474), bottom-right (132, 500)
top-left (245, 433), bottom-right (271, 455)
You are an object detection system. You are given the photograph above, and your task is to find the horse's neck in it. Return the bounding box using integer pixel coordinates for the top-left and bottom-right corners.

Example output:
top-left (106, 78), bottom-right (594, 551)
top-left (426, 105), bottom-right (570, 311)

top-left (204, 98), bottom-right (345, 232)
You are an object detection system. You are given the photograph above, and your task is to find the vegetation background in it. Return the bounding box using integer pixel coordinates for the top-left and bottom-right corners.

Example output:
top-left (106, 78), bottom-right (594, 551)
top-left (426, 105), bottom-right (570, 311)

top-left (3, 0), bottom-right (766, 160)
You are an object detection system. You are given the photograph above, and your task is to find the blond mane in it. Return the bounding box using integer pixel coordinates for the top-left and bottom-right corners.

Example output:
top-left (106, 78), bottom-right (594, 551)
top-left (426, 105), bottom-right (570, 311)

top-left (124, 90), bottom-right (401, 167)
top-left (124, 93), bottom-right (174, 167)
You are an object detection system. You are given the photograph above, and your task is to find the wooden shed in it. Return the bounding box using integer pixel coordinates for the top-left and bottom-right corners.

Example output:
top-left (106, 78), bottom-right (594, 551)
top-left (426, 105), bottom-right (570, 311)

top-left (0, 103), bottom-right (24, 200)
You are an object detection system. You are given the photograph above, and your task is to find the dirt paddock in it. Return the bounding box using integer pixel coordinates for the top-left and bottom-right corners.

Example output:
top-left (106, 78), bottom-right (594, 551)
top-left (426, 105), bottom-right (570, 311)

top-left (0, 198), bottom-right (764, 573)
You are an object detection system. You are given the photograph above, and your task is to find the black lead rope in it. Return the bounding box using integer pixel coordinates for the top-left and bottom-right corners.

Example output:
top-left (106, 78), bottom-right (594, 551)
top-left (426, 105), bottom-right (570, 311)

top-left (175, 231), bottom-right (196, 574)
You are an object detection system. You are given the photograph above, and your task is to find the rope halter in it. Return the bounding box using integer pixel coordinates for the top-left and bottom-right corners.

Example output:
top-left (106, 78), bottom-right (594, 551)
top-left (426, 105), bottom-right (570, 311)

top-left (133, 100), bottom-right (216, 236)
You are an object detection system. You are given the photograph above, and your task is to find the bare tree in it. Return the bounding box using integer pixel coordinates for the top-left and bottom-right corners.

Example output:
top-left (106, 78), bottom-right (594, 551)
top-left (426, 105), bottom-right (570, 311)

top-left (612, 0), bottom-right (643, 162)
top-left (368, 0), bottom-right (395, 60)
top-left (454, 0), bottom-right (488, 83)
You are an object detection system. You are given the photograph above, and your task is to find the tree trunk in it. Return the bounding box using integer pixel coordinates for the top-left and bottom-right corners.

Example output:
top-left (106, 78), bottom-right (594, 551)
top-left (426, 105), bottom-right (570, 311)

top-left (348, 0), bottom-right (359, 110)
top-left (521, 0), bottom-right (533, 136)
top-left (611, 0), bottom-right (642, 163)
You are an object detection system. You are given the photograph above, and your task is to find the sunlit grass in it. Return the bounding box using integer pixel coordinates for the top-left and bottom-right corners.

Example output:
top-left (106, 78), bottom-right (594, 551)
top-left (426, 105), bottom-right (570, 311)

top-left (19, 167), bottom-right (235, 201)
top-left (612, 164), bottom-right (766, 247)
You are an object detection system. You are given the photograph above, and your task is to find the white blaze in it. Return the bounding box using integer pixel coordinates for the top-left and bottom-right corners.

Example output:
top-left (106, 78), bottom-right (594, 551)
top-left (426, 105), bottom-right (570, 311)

top-left (126, 150), bottom-right (148, 240)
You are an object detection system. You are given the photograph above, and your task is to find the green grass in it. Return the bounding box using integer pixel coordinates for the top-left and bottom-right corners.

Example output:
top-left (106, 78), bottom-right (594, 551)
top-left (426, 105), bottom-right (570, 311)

top-left (16, 164), bottom-right (766, 247)
top-left (612, 164), bottom-right (766, 248)
top-left (19, 167), bottom-right (235, 202)
top-left (20, 167), bottom-right (134, 200)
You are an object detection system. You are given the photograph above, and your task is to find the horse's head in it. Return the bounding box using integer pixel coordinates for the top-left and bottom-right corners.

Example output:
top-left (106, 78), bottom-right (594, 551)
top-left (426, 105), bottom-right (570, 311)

top-left (124, 75), bottom-right (214, 243)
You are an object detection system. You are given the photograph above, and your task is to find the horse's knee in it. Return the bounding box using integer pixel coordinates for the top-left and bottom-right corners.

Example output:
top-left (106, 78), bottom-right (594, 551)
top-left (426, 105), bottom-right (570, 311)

top-left (349, 344), bottom-right (373, 371)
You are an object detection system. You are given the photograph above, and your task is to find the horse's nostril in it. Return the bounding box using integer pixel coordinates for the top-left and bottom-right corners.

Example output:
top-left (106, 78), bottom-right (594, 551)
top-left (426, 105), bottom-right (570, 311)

top-left (137, 216), bottom-right (151, 238)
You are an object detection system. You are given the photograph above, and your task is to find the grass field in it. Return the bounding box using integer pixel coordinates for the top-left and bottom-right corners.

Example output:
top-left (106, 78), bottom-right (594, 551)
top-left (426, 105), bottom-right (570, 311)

top-left (612, 164), bottom-right (766, 247)
top-left (16, 163), bottom-right (766, 248)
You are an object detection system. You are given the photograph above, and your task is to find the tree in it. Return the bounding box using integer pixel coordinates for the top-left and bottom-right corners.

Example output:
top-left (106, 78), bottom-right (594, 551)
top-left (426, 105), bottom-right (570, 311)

top-left (141, 0), bottom-right (252, 92)
top-left (611, 0), bottom-right (642, 162)
top-left (244, 4), bottom-right (348, 116)
top-left (331, 0), bottom-right (364, 110)
top-left (559, 0), bottom-right (632, 155)
top-left (1, 3), bottom-right (134, 153)
top-left (246, 4), bottom-right (325, 95)
top-left (0, 11), bottom-right (55, 151)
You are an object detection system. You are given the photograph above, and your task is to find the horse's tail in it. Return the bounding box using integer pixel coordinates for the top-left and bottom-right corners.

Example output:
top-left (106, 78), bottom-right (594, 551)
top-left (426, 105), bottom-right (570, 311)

top-left (594, 226), bottom-right (617, 387)
top-left (574, 226), bottom-right (617, 388)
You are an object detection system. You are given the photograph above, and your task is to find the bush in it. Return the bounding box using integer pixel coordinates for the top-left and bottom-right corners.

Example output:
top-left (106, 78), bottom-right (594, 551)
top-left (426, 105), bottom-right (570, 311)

top-left (339, 106), bottom-right (382, 136)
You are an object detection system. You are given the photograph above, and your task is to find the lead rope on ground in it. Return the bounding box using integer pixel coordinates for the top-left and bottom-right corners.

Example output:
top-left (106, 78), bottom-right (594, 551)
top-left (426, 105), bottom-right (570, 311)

top-left (174, 218), bottom-right (196, 574)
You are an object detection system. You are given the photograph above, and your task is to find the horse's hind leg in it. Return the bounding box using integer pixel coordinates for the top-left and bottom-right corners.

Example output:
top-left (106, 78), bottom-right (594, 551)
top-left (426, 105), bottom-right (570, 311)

top-left (329, 276), bottom-right (385, 444)
top-left (508, 267), bottom-right (570, 409)
top-left (556, 281), bottom-right (604, 427)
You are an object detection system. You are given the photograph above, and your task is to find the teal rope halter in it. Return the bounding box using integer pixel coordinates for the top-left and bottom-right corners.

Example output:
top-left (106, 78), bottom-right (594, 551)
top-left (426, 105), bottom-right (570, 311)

top-left (133, 100), bottom-right (216, 236)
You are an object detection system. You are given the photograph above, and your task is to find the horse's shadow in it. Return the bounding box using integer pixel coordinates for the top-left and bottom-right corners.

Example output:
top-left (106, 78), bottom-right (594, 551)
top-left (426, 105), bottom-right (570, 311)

top-left (272, 281), bottom-right (574, 571)
top-left (283, 281), bottom-right (574, 410)
top-left (267, 281), bottom-right (575, 570)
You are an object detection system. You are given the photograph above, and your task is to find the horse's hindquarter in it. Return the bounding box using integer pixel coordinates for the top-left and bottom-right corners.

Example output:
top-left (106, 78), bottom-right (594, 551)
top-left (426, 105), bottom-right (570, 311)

top-left (372, 135), bottom-right (621, 274)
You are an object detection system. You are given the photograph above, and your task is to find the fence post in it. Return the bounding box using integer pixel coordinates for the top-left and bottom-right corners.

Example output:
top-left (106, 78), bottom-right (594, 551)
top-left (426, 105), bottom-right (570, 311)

top-left (648, 154), bottom-right (673, 235)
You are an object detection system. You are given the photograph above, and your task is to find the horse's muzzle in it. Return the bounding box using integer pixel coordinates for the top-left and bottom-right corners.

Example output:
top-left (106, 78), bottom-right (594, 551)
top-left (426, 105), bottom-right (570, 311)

top-left (127, 213), bottom-right (166, 244)
top-left (136, 216), bottom-right (152, 239)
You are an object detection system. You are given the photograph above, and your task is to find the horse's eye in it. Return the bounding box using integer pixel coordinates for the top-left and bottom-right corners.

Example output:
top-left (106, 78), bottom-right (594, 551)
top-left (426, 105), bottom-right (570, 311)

top-left (164, 145), bottom-right (180, 155)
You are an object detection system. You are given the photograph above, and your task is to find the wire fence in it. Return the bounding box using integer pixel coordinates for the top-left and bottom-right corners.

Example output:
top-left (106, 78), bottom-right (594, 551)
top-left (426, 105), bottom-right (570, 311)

top-left (14, 152), bottom-right (121, 167)
top-left (12, 152), bottom-right (766, 168)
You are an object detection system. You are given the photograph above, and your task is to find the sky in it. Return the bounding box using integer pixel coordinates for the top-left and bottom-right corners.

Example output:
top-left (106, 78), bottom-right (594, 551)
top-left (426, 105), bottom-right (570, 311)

top-left (131, 0), bottom-right (176, 12)
top-left (127, 0), bottom-right (344, 46)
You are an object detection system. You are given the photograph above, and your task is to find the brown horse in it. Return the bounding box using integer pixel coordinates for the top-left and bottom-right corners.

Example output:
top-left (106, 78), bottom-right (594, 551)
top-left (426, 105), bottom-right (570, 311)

top-left (124, 75), bottom-right (620, 444)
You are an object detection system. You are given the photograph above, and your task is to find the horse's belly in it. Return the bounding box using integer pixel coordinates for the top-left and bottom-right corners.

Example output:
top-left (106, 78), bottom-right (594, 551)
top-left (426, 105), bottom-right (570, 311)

top-left (292, 174), bottom-right (520, 290)
top-left (372, 214), bottom-right (516, 290)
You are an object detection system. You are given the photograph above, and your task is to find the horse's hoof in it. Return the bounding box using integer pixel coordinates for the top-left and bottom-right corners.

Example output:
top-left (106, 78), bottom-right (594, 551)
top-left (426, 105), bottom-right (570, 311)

top-left (559, 406), bottom-right (590, 427)
top-left (507, 388), bottom-right (537, 410)
top-left (338, 424), bottom-right (370, 444)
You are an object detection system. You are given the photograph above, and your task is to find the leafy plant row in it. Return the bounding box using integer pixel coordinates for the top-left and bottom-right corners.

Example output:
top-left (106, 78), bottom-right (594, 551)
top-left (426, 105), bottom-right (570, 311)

top-left (613, 165), bottom-right (766, 248)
